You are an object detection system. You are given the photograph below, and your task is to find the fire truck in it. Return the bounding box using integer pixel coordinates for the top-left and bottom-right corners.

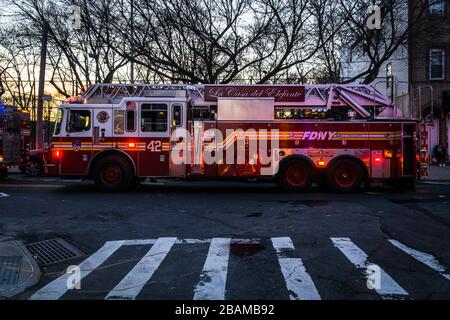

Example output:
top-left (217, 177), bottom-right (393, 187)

top-left (34, 83), bottom-right (421, 192)
top-left (0, 103), bottom-right (31, 177)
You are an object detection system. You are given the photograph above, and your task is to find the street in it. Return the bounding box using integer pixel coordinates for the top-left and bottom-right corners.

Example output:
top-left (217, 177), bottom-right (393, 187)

top-left (1, 173), bottom-right (450, 300)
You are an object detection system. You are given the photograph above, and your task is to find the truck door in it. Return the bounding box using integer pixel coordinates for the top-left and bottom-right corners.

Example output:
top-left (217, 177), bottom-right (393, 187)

top-left (169, 103), bottom-right (187, 177)
top-left (60, 108), bottom-right (94, 175)
top-left (138, 101), bottom-right (171, 177)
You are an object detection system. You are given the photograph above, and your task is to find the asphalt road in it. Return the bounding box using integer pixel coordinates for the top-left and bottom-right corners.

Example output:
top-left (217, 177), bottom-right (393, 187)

top-left (1, 174), bottom-right (450, 300)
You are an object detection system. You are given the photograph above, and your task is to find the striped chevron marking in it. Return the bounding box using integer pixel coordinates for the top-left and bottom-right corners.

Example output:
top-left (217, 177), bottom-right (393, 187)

top-left (53, 130), bottom-right (400, 153)
top-left (389, 240), bottom-right (450, 281)
top-left (331, 238), bottom-right (408, 299)
top-left (271, 237), bottom-right (321, 300)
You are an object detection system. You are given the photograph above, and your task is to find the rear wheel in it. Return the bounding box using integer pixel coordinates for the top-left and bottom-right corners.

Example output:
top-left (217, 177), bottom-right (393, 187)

top-left (277, 159), bottom-right (314, 192)
top-left (94, 156), bottom-right (134, 192)
top-left (25, 159), bottom-right (43, 177)
top-left (327, 159), bottom-right (364, 193)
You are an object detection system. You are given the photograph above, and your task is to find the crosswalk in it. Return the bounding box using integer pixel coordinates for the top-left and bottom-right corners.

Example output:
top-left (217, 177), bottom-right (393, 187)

top-left (30, 237), bottom-right (450, 300)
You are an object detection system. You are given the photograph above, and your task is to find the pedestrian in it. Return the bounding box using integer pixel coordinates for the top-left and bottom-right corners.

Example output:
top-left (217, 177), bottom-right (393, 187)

top-left (433, 144), bottom-right (447, 167)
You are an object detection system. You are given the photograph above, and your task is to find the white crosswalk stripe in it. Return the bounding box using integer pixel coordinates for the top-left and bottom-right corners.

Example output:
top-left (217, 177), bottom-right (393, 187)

top-left (272, 237), bottom-right (321, 300)
top-left (0, 192), bottom-right (9, 198)
top-left (30, 241), bottom-right (124, 300)
top-left (106, 237), bottom-right (177, 300)
top-left (389, 240), bottom-right (450, 281)
top-left (194, 238), bottom-right (231, 300)
top-left (331, 238), bottom-right (408, 299)
top-left (29, 237), bottom-right (450, 300)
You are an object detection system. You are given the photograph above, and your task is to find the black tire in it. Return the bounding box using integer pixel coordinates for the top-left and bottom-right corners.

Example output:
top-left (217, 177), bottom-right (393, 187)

top-left (327, 159), bottom-right (364, 193)
top-left (93, 155), bottom-right (134, 192)
top-left (25, 158), bottom-right (43, 177)
top-left (277, 159), bottom-right (314, 192)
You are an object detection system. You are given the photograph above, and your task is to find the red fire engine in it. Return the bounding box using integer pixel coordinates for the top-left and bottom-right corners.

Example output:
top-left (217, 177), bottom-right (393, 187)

top-left (33, 83), bottom-right (420, 192)
top-left (0, 103), bottom-right (31, 177)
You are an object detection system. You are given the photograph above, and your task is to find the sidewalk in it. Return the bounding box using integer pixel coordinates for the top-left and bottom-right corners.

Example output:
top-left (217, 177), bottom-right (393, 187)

top-left (0, 241), bottom-right (41, 299)
top-left (423, 165), bottom-right (450, 181)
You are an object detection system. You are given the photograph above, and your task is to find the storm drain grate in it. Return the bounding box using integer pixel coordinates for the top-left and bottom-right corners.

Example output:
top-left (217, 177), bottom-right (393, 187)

top-left (26, 239), bottom-right (85, 266)
top-left (0, 256), bottom-right (22, 286)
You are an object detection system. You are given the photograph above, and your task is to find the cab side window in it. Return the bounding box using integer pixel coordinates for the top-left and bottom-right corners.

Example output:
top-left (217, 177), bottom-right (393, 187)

top-left (114, 110), bottom-right (125, 134)
top-left (141, 104), bottom-right (168, 132)
top-left (54, 109), bottom-right (64, 135)
top-left (68, 110), bottom-right (91, 133)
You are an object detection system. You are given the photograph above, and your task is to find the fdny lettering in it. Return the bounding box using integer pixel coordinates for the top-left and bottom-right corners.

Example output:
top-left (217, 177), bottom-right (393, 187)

top-left (290, 132), bottom-right (337, 141)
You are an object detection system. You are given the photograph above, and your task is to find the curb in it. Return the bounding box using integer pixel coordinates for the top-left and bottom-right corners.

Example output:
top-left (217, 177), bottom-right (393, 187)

top-left (0, 241), bottom-right (41, 299)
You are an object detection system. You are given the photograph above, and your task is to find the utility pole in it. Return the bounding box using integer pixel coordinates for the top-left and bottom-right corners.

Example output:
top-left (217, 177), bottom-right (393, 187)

top-left (36, 22), bottom-right (48, 150)
top-left (130, 0), bottom-right (135, 84)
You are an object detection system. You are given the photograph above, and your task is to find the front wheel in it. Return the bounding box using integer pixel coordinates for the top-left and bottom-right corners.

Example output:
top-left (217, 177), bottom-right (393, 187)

top-left (277, 159), bottom-right (314, 192)
top-left (327, 159), bottom-right (364, 193)
top-left (93, 156), bottom-right (134, 192)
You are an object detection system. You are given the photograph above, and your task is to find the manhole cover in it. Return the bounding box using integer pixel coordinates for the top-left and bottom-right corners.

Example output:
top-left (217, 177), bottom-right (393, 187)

top-left (26, 239), bottom-right (84, 266)
top-left (0, 256), bottom-right (22, 286)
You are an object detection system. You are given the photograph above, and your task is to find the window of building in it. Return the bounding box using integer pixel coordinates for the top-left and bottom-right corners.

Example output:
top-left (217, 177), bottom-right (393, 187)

top-left (386, 63), bottom-right (394, 98)
top-left (68, 110), bottom-right (91, 133)
top-left (429, 49), bottom-right (445, 80)
top-left (429, 0), bottom-right (445, 15)
top-left (141, 104), bottom-right (168, 132)
top-left (114, 110), bottom-right (124, 134)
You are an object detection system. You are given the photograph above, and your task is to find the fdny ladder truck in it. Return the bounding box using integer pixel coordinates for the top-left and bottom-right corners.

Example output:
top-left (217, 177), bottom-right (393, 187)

top-left (32, 83), bottom-right (421, 192)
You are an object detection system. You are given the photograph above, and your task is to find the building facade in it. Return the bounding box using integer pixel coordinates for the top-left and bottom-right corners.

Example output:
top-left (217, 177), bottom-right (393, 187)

top-left (409, 0), bottom-right (450, 158)
top-left (341, 0), bottom-right (450, 158)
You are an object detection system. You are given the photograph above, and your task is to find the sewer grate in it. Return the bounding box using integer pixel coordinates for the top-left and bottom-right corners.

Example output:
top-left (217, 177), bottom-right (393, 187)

top-left (0, 256), bottom-right (22, 286)
top-left (26, 239), bottom-right (85, 266)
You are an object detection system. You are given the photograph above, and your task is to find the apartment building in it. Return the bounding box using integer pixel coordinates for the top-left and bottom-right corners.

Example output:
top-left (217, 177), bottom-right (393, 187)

top-left (341, 0), bottom-right (450, 158)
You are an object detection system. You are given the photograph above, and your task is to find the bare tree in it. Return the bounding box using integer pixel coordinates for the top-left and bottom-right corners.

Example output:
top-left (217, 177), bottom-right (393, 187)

top-left (339, 0), bottom-right (428, 84)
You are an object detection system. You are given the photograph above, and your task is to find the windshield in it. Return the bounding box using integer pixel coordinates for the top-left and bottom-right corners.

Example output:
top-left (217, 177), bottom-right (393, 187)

top-left (54, 108), bottom-right (64, 136)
